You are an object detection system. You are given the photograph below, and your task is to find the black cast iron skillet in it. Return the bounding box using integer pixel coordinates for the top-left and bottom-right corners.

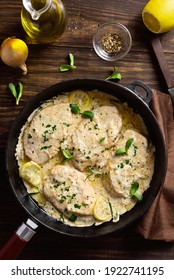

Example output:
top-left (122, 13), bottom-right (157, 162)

top-left (1, 79), bottom-right (167, 259)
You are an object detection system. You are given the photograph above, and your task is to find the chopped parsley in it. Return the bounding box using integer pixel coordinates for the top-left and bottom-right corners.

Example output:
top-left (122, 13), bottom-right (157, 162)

top-left (74, 204), bottom-right (81, 209)
top-left (40, 145), bottom-right (52, 150)
top-left (68, 214), bottom-right (77, 222)
top-left (100, 137), bottom-right (106, 142)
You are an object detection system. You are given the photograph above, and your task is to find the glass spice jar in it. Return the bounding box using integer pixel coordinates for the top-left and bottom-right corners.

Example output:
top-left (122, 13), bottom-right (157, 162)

top-left (93, 22), bottom-right (132, 61)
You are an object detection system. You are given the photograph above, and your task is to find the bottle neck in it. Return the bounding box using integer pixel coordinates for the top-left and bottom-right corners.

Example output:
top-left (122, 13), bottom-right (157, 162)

top-left (22, 0), bottom-right (52, 20)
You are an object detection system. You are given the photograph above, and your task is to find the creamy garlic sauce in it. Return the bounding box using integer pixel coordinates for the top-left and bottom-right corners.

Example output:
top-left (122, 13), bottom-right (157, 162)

top-left (16, 89), bottom-right (155, 227)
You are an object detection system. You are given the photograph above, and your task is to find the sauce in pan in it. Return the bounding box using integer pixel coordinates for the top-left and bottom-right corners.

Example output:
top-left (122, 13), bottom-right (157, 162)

top-left (16, 89), bottom-right (155, 227)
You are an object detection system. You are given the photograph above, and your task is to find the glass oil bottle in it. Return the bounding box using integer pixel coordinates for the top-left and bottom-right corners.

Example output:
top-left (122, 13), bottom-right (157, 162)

top-left (21, 0), bottom-right (67, 44)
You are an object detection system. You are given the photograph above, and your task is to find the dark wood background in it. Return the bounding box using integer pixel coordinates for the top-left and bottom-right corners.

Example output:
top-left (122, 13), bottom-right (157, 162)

top-left (0, 0), bottom-right (174, 260)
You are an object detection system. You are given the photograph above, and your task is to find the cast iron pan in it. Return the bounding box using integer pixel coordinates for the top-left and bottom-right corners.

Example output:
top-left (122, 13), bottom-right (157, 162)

top-left (1, 79), bottom-right (167, 259)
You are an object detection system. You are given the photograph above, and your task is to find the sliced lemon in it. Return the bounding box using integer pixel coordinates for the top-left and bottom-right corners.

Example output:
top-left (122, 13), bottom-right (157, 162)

top-left (93, 196), bottom-right (112, 222)
top-left (142, 0), bottom-right (174, 33)
top-left (19, 161), bottom-right (41, 188)
top-left (69, 89), bottom-right (91, 110)
top-left (32, 193), bottom-right (46, 206)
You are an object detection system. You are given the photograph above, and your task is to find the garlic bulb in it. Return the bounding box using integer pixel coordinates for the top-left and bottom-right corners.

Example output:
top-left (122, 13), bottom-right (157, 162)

top-left (0, 37), bottom-right (28, 74)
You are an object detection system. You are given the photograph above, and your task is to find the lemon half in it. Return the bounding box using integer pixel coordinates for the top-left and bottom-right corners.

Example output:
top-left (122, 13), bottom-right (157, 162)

top-left (69, 90), bottom-right (91, 111)
top-left (142, 0), bottom-right (174, 33)
top-left (93, 196), bottom-right (112, 222)
top-left (19, 161), bottom-right (41, 188)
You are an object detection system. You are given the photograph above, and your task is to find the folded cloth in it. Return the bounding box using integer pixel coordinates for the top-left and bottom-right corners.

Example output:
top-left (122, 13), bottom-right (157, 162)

top-left (136, 89), bottom-right (174, 242)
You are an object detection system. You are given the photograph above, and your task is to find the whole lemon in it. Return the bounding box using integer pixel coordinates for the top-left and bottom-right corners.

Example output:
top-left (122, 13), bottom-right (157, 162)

top-left (142, 0), bottom-right (174, 33)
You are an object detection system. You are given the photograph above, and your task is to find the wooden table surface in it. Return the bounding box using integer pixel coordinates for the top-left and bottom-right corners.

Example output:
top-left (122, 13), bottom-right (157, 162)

top-left (0, 0), bottom-right (174, 260)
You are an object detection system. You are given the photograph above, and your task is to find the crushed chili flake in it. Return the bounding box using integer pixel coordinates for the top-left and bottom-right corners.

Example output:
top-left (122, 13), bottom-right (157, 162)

top-left (101, 33), bottom-right (123, 54)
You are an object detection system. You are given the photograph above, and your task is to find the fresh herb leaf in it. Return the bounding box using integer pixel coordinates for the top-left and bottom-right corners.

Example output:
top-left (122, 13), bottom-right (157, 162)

top-left (70, 103), bottom-right (80, 114)
top-left (9, 83), bottom-right (17, 98)
top-left (106, 67), bottom-right (122, 81)
top-left (8, 82), bottom-right (23, 105)
top-left (115, 138), bottom-right (134, 156)
top-left (125, 138), bottom-right (134, 154)
top-left (59, 64), bottom-right (74, 72)
top-left (69, 53), bottom-right (75, 66)
top-left (115, 147), bottom-right (126, 156)
top-left (133, 192), bottom-right (143, 201)
top-left (70, 104), bottom-right (94, 121)
top-left (62, 149), bottom-right (73, 159)
top-left (81, 110), bottom-right (94, 121)
top-left (68, 214), bottom-right (77, 222)
top-left (59, 53), bottom-right (76, 72)
top-left (74, 204), bottom-right (81, 209)
top-left (130, 181), bottom-right (139, 194)
top-left (130, 182), bottom-right (143, 201)
top-left (16, 82), bottom-right (23, 105)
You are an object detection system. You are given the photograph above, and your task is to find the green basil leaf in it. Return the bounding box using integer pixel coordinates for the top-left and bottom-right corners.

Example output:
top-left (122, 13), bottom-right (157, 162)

top-left (16, 82), bottom-right (23, 105)
top-left (69, 53), bottom-right (75, 66)
top-left (62, 149), bottom-right (73, 159)
top-left (106, 67), bottom-right (122, 81)
top-left (81, 111), bottom-right (94, 121)
top-left (59, 64), bottom-right (73, 72)
top-left (130, 182), bottom-right (139, 195)
top-left (106, 72), bottom-right (122, 81)
top-left (115, 148), bottom-right (126, 156)
top-left (125, 138), bottom-right (134, 153)
top-left (9, 83), bottom-right (17, 98)
top-left (130, 182), bottom-right (143, 201)
top-left (70, 103), bottom-right (80, 114)
top-left (133, 192), bottom-right (143, 201)
top-left (9, 82), bottom-right (23, 105)
top-left (59, 53), bottom-right (76, 72)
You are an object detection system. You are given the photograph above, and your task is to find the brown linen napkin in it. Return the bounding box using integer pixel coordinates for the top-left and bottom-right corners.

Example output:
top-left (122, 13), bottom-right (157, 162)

top-left (136, 89), bottom-right (174, 242)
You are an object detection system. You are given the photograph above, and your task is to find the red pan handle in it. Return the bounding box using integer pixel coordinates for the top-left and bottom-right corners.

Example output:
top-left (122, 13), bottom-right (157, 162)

top-left (0, 219), bottom-right (38, 259)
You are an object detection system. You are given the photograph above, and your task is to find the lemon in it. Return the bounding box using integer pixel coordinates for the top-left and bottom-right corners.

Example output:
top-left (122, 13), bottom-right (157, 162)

top-left (69, 89), bottom-right (91, 110)
top-left (19, 161), bottom-right (41, 188)
top-left (32, 193), bottom-right (46, 206)
top-left (93, 196), bottom-right (112, 222)
top-left (142, 0), bottom-right (174, 33)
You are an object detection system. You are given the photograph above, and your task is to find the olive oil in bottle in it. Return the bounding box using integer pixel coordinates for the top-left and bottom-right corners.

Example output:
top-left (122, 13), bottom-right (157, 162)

top-left (21, 0), bottom-right (67, 44)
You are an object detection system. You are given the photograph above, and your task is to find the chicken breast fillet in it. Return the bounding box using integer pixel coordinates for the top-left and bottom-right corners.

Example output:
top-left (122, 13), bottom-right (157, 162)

top-left (43, 165), bottom-right (95, 216)
top-left (22, 103), bottom-right (81, 164)
top-left (106, 129), bottom-right (154, 198)
top-left (62, 105), bottom-right (122, 172)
